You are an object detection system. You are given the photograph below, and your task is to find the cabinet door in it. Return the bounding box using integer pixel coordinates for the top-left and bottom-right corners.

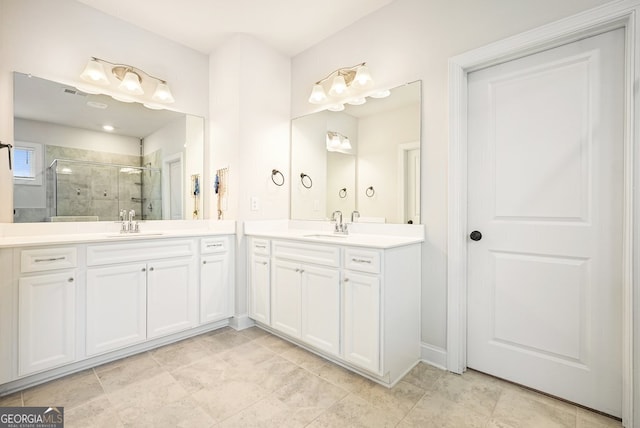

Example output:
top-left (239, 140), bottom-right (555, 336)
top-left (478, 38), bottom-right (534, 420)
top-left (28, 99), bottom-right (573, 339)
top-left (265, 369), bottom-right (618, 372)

top-left (249, 254), bottom-right (270, 324)
top-left (86, 263), bottom-right (147, 356)
top-left (147, 258), bottom-right (197, 338)
top-left (200, 254), bottom-right (231, 324)
top-left (301, 265), bottom-right (340, 356)
top-left (343, 271), bottom-right (381, 374)
top-left (19, 271), bottom-right (76, 375)
top-left (271, 259), bottom-right (302, 338)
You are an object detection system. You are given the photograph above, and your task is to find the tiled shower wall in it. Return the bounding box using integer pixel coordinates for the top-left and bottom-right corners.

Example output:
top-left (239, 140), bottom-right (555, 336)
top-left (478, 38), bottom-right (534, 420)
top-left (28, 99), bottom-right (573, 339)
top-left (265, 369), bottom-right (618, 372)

top-left (47, 145), bottom-right (162, 221)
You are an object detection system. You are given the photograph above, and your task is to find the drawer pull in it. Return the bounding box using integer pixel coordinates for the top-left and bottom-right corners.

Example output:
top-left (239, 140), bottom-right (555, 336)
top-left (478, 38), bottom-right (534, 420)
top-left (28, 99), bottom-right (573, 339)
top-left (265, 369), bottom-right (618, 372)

top-left (34, 257), bottom-right (66, 263)
top-left (207, 243), bottom-right (223, 248)
top-left (262, 262), bottom-right (268, 265)
top-left (352, 258), bottom-right (372, 264)
top-left (256, 244), bottom-right (267, 249)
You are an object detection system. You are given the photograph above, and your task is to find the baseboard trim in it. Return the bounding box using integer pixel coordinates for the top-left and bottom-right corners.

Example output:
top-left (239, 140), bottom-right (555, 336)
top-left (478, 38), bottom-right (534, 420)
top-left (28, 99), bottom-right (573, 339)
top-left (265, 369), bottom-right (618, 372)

top-left (421, 342), bottom-right (447, 370)
top-left (229, 314), bottom-right (254, 331)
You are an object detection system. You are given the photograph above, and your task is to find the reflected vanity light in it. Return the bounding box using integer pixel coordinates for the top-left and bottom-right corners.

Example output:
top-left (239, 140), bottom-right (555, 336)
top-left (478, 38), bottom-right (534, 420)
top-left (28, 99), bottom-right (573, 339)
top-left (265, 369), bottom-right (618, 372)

top-left (326, 131), bottom-right (352, 151)
top-left (308, 62), bottom-right (377, 111)
top-left (79, 57), bottom-right (175, 108)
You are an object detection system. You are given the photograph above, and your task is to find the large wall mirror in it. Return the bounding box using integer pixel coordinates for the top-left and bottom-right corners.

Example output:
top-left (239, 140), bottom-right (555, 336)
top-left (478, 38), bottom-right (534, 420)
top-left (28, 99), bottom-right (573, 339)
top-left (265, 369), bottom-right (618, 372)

top-left (291, 81), bottom-right (421, 224)
top-left (12, 72), bottom-right (204, 223)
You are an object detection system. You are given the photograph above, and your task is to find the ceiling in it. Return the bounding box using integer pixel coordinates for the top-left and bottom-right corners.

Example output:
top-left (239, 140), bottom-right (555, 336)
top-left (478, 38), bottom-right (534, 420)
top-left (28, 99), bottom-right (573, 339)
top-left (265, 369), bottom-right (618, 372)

top-left (76, 0), bottom-right (395, 56)
top-left (14, 72), bottom-right (184, 139)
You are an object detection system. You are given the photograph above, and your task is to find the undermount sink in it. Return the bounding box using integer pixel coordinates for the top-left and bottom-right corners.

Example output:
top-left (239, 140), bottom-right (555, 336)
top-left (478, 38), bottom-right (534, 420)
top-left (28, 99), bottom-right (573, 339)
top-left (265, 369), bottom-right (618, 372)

top-left (106, 232), bottom-right (164, 238)
top-left (303, 234), bottom-right (348, 239)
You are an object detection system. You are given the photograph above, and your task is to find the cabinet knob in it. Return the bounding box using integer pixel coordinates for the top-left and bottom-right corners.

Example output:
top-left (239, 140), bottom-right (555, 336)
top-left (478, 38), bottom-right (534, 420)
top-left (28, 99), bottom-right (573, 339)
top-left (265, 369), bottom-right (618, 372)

top-left (262, 261), bottom-right (268, 265)
top-left (203, 261), bottom-right (207, 265)
top-left (344, 278), bottom-right (350, 282)
top-left (142, 268), bottom-right (146, 272)
top-left (149, 267), bottom-right (155, 271)
top-left (68, 277), bottom-right (74, 283)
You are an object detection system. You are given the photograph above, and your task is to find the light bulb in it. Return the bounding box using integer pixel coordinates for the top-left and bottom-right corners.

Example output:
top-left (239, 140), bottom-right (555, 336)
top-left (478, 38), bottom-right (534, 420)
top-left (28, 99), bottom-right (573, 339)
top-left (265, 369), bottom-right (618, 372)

top-left (308, 84), bottom-right (328, 104)
top-left (80, 59), bottom-right (109, 86)
top-left (118, 71), bottom-right (144, 95)
top-left (328, 75), bottom-right (347, 97)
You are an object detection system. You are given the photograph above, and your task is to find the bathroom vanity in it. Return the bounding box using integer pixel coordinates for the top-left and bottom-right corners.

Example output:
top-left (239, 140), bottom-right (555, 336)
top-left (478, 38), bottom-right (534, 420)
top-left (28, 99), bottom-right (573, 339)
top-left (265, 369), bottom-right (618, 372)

top-left (0, 221), bottom-right (235, 395)
top-left (245, 220), bottom-right (424, 387)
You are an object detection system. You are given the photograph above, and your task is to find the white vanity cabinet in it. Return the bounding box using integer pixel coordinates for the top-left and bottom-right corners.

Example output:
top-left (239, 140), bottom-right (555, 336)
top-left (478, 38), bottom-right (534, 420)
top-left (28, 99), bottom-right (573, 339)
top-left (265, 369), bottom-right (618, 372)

top-left (248, 236), bottom-right (421, 386)
top-left (199, 236), bottom-right (233, 324)
top-left (271, 240), bottom-right (341, 356)
top-left (86, 239), bottom-right (197, 356)
top-left (249, 239), bottom-right (271, 325)
top-left (17, 247), bottom-right (78, 376)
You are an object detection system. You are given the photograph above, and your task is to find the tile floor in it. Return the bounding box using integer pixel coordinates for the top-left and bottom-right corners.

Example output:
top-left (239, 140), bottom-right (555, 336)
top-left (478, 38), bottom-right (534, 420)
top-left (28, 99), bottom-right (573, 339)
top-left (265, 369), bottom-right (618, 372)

top-left (0, 326), bottom-right (623, 427)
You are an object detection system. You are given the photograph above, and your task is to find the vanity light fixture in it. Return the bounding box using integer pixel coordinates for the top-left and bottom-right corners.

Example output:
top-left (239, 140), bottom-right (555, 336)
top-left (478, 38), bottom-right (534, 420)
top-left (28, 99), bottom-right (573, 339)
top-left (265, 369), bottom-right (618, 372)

top-left (79, 57), bottom-right (175, 107)
top-left (326, 131), bottom-right (352, 151)
top-left (309, 62), bottom-right (374, 110)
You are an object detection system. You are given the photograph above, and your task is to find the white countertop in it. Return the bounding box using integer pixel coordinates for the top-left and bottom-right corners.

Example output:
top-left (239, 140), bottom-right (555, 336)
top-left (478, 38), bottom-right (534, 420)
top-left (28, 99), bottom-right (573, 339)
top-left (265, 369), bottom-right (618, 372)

top-left (244, 220), bottom-right (424, 249)
top-left (0, 220), bottom-right (236, 248)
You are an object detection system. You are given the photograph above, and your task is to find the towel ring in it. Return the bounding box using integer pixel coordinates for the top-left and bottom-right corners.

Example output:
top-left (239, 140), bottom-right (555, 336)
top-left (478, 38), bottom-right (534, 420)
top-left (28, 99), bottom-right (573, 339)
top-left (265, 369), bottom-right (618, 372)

top-left (271, 169), bottom-right (285, 186)
top-left (366, 186), bottom-right (375, 197)
top-left (300, 173), bottom-right (313, 189)
top-left (338, 188), bottom-right (347, 198)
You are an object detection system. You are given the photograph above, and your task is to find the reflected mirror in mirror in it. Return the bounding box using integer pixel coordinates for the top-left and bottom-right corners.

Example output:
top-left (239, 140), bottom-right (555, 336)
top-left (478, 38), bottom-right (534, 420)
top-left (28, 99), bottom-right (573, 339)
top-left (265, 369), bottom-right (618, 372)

top-left (12, 72), bottom-right (204, 223)
top-left (290, 81), bottom-right (421, 224)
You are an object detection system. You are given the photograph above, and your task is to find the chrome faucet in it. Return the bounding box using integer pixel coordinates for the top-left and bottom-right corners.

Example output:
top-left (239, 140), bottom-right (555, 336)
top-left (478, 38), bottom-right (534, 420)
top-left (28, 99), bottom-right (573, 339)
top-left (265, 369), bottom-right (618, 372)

top-left (120, 209), bottom-right (140, 233)
top-left (332, 210), bottom-right (348, 235)
top-left (351, 210), bottom-right (360, 223)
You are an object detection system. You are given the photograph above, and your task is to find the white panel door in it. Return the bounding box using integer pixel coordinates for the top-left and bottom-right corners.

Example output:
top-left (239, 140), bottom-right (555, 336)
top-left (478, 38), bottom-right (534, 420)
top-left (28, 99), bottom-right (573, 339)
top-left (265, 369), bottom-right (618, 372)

top-left (249, 254), bottom-right (271, 324)
top-left (301, 265), bottom-right (340, 356)
top-left (86, 263), bottom-right (147, 356)
top-left (467, 29), bottom-right (623, 416)
top-left (147, 258), bottom-right (197, 338)
top-left (271, 259), bottom-right (302, 338)
top-left (343, 271), bottom-right (380, 374)
top-left (19, 272), bottom-right (76, 375)
top-left (200, 254), bottom-right (231, 324)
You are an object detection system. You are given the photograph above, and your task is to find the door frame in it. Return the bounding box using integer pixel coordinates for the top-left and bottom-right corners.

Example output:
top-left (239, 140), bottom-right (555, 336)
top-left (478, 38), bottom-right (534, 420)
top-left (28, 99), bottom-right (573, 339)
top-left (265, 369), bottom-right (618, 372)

top-left (397, 141), bottom-right (420, 223)
top-left (447, 1), bottom-right (640, 425)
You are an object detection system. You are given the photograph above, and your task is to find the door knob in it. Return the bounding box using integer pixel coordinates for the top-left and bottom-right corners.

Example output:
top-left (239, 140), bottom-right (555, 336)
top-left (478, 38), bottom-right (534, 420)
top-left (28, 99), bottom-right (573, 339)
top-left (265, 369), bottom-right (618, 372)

top-left (470, 231), bottom-right (482, 241)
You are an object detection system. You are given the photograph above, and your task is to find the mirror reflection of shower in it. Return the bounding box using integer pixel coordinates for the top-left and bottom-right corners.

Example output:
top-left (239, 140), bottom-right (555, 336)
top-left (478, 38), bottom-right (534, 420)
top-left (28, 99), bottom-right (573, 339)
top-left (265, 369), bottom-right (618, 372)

top-left (47, 159), bottom-right (161, 221)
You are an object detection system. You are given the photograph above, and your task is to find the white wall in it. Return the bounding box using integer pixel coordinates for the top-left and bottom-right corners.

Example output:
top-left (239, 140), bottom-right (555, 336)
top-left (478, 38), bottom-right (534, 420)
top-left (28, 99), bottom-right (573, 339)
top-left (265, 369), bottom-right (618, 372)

top-left (209, 34), bottom-right (291, 318)
top-left (291, 0), bottom-right (613, 351)
top-left (0, 0), bottom-right (209, 222)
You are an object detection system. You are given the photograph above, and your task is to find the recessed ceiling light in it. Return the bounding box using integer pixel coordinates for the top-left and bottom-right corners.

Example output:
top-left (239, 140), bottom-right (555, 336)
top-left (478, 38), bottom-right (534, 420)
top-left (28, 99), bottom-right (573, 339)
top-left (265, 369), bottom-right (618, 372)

top-left (87, 101), bottom-right (108, 109)
top-left (102, 125), bottom-right (115, 132)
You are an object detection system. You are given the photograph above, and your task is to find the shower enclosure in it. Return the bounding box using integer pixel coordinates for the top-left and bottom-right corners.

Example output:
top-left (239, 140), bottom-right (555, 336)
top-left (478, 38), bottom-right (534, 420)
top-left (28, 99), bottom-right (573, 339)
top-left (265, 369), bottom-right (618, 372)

top-left (47, 159), bottom-right (162, 221)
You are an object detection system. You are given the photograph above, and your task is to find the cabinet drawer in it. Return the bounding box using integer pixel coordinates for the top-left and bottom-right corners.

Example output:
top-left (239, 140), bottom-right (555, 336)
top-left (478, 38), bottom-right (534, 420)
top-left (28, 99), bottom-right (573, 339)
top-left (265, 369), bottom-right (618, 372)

top-left (87, 239), bottom-right (194, 266)
top-left (201, 236), bottom-right (229, 254)
top-left (273, 240), bottom-right (340, 267)
top-left (21, 247), bottom-right (77, 273)
top-left (251, 238), bottom-right (270, 256)
top-left (344, 248), bottom-right (381, 274)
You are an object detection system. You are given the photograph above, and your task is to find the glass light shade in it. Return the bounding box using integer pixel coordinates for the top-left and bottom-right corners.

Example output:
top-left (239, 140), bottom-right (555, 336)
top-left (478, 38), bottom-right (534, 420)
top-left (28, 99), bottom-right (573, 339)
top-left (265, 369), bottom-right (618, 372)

top-left (328, 75), bottom-right (347, 97)
top-left (308, 84), bottom-right (327, 104)
top-left (80, 59), bottom-right (109, 85)
top-left (327, 103), bottom-right (345, 112)
top-left (347, 97), bottom-right (366, 106)
top-left (151, 82), bottom-right (175, 103)
top-left (341, 138), bottom-right (352, 150)
top-left (330, 135), bottom-right (341, 148)
top-left (353, 65), bottom-right (373, 87)
top-left (111, 93), bottom-right (136, 103)
top-left (143, 102), bottom-right (165, 110)
top-left (118, 71), bottom-right (144, 95)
